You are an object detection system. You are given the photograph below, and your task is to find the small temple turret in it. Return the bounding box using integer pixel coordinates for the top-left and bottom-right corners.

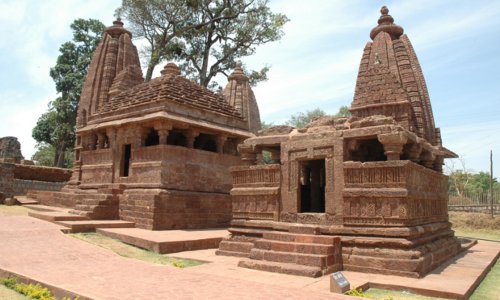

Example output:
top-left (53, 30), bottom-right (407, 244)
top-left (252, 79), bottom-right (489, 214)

top-left (223, 63), bottom-right (261, 134)
top-left (350, 6), bottom-right (438, 146)
top-left (77, 18), bottom-right (143, 128)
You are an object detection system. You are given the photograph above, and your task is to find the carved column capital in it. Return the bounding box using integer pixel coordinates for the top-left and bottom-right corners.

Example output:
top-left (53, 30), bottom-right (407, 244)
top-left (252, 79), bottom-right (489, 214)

top-left (378, 132), bottom-right (408, 160)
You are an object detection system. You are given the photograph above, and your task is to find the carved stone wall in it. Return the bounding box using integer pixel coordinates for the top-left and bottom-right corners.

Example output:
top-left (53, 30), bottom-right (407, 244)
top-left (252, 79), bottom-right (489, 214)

top-left (230, 164), bottom-right (281, 220)
top-left (343, 161), bottom-right (448, 226)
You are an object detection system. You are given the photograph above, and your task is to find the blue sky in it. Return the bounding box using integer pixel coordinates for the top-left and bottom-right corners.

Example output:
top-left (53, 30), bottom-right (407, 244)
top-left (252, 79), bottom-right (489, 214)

top-left (0, 0), bottom-right (499, 175)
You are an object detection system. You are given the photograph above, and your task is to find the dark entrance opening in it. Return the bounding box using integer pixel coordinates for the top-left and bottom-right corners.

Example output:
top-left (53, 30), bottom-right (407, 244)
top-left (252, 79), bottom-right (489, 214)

top-left (122, 144), bottom-right (131, 177)
top-left (300, 159), bottom-right (325, 213)
top-left (166, 130), bottom-right (187, 147)
top-left (144, 128), bottom-right (159, 146)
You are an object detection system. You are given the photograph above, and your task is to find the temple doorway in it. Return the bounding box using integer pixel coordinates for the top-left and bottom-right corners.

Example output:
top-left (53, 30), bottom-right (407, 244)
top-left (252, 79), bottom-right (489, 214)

top-left (299, 159), bottom-right (325, 213)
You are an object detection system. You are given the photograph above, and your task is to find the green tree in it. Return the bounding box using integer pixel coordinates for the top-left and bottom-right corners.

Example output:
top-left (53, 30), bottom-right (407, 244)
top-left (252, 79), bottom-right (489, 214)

top-left (285, 108), bottom-right (326, 128)
top-left (32, 19), bottom-right (105, 168)
top-left (116, 0), bottom-right (288, 86)
top-left (31, 143), bottom-right (73, 167)
top-left (334, 105), bottom-right (351, 117)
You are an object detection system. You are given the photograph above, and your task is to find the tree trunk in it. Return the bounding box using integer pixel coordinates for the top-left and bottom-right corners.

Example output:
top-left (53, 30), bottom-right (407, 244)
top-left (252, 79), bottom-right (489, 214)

top-left (55, 141), bottom-right (66, 168)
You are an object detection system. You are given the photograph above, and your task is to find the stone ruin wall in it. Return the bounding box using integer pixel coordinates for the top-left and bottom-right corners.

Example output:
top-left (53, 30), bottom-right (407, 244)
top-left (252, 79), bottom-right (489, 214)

top-left (0, 162), bottom-right (71, 201)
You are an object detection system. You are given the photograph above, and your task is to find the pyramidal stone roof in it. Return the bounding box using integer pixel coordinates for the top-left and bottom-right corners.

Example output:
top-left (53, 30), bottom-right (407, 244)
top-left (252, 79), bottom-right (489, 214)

top-left (100, 63), bottom-right (241, 118)
top-left (350, 6), bottom-right (440, 146)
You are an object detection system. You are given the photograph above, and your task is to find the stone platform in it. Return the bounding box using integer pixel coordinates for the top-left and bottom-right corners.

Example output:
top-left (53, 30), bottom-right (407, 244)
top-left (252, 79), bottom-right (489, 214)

top-left (97, 227), bottom-right (228, 254)
top-left (1, 214), bottom-right (498, 299)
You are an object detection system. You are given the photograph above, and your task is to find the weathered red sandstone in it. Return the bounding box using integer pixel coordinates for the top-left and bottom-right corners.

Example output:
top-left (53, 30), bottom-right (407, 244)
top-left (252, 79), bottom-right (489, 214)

top-left (217, 6), bottom-right (461, 278)
top-left (30, 19), bottom-right (260, 230)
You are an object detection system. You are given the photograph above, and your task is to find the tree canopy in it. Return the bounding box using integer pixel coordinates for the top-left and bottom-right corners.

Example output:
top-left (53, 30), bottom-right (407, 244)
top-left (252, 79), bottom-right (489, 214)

top-left (116, 0), bottom-right (288, 87)
top-left (283, 106), bottom-right (351, 128)
top-left (32, 19), bottom-right (105, 168)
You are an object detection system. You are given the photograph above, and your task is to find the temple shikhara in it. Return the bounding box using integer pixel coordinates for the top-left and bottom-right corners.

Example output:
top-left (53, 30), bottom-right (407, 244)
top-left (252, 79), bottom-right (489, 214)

top-left (23, 7), bottom-right (463, 278)
top-left (216, 6), bottom-right (461, 278)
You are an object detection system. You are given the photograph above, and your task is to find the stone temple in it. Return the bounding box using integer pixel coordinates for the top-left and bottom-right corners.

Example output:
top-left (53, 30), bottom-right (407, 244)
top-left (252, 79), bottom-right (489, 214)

top-left (35, 19), bottom-right (261, 230)
top-left (216, 6), bottom-right (462, 278)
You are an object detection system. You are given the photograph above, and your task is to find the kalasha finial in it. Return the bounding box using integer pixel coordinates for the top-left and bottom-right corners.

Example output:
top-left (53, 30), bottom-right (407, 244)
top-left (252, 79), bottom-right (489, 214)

top-left (381, 6), bottom-right (389, 16)
top-left (228, 61), bottom-right (248, 82)
top-left (161, 62), bottom-right (181, 76)
top-left (369, 6), bottom-right (404, 40)
top-left (113, 18), bottom-right (124, 27)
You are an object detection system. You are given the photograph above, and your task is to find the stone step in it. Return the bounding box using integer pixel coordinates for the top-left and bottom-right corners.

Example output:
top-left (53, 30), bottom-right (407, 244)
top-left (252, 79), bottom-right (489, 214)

top-left (262, 231), bottom-right (337, 245)
top-left (215, 249), bottom-right (250, 258)
top-left (55, 220), bottom-right (135, 233)
top-left (15, 195), bottom-right (39, 205)
top-left (218, 240), bottom-right (254, 254)
top-left (249, 248), bottom-right (335, 268)
top-left (254, 239), bottom-right (335, 255)
top-left (24, 204), bottom-right (70, 212)
top-left (77, 198), bottom-right (116, 206)
top-left (28, 210), bottom-right (89, 222)
top-left (238, 259), bottom-right (325, 278)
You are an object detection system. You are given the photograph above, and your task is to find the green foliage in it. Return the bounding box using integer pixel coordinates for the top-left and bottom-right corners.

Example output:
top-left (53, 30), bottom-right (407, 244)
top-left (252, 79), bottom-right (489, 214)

top-left (260, 121), bottom-right (275, 130)
top-left (0, 277), bottom-right (79, 300)
top-left (285, 108), bottom-right (326, 128)
top-left (31, 143), bottom-right (73, 168)
top-left (334, 105), bottom-right (351, 117)
top-left (14, 283), bottom-right (53, 300)
top-left (116, 0), bottom-right (288, 86)
top-left (346, 287), bottom-right (372, 298)
top-left (0, 277), bottom-right (18, 289)
top-left (32, 19), bottom-right (105, 168)
top-left (448, 170), bottom-right (499, 195)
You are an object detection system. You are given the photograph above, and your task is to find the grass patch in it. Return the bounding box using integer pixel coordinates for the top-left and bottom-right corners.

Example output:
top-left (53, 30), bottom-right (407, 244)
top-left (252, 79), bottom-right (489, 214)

top-left (0, 283), bottom-right (29, 299)
top-left (69, 232), bottom-right (205, 268)
top-left (363, 288), bottom-right (443, 299)
top-left (450, 212), bottom-right (500, 241)
top-left (0, 205), bottom-right (29, 216)
top-left (470, 259), bottom-right (500, 300)
top-left (0, 277), bottom-right (76, 300)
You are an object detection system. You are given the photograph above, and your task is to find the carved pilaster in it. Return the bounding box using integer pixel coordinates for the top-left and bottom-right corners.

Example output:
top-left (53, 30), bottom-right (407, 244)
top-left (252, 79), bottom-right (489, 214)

top-left (378, 132), bottom-right (408, 160)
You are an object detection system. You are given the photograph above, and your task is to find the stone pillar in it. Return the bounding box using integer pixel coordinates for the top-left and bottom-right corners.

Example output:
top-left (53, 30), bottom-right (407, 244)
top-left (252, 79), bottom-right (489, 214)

top-left (434, 155), bottom-right (444, 173)
top-left (378, 132), bottom-right (408, 161)
top-left (88, 134), bottom-right (97, 150)
top-left (239, 144), bottom-right (257, 165)
top-left (408, 143), bottom-right (422, 163)
top-left (106, 127), bottom-right (117, 183)
top-left (185, 128), bottom-right (200, 148)
top-left (216, 135), bottom-right (228, 153)
top-left (97, 132), bottom-right (106, 149)
top-left (269, 149), bottom-right (281, 163)
top-left (420, 151), bottom-right (436, 169)
top-left (154, 123), bottom-right (172, 145)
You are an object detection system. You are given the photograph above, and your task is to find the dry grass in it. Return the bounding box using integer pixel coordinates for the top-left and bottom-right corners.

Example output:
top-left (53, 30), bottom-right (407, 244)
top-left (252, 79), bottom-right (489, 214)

top-left (449, 212), bottom-right (500, 241)
top-left (0, 284), bottom-right (28, 300)
top-left (0, 205), bottom-right (29, 216)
